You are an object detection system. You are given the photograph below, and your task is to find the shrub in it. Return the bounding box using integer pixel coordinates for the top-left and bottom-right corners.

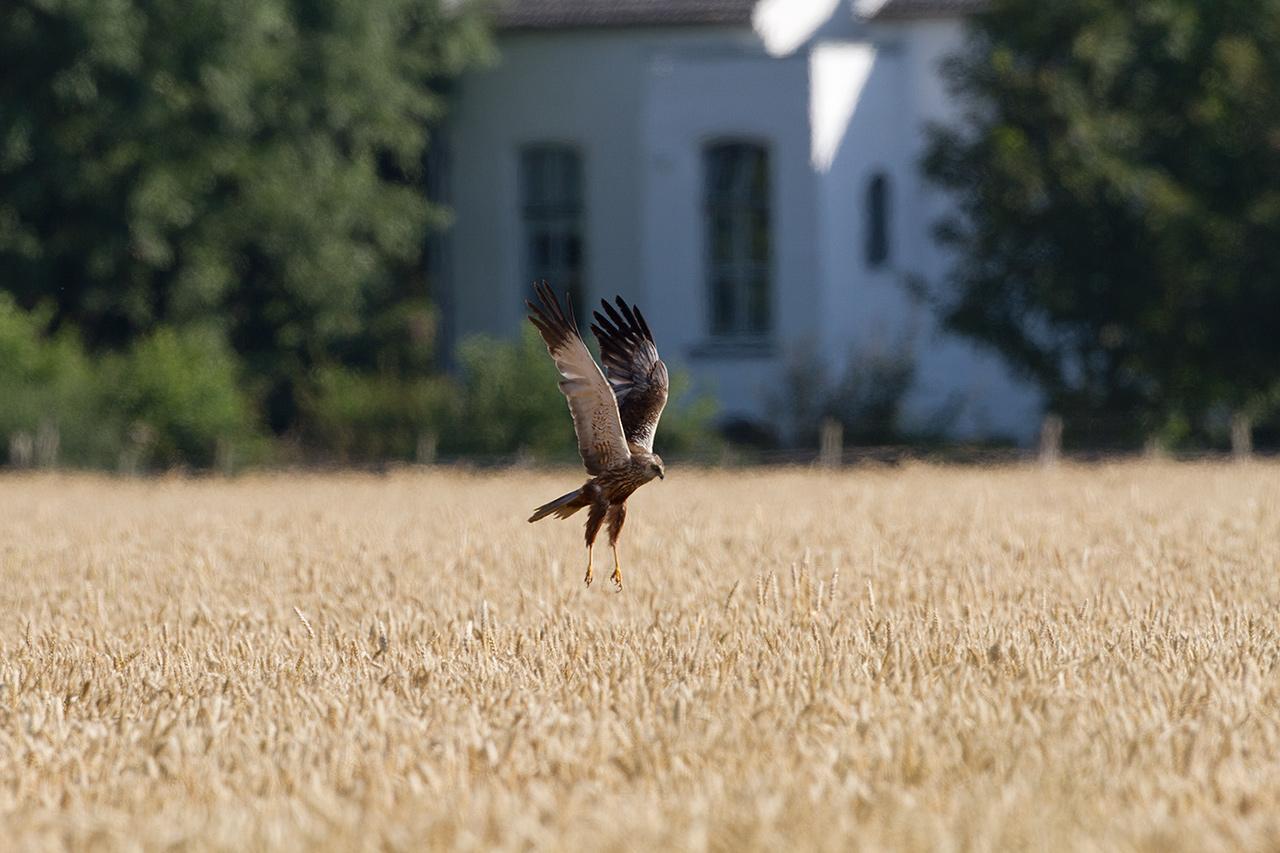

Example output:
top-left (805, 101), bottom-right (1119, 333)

top-left (772, 342), bottom-right (916, 448)
top-left (106, 328), bottom-right (262, 469)
top-left (445, 327), bottom-right (580, 459)
top-left (301, 368), bottom-right (455, 464)
top-left (651, 371), bottom-right (722, 459)
top-left (0, 295), bottom-right (119, 466)
top-left (442, 327), bottom-right (720, 461)
top-left (0, 296), bottom-right (721, 469)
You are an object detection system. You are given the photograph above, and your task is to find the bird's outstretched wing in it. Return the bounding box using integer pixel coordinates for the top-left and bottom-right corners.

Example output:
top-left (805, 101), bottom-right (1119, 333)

top-left (590, 296), bottom-right (669, 452)
top-left (526, 281), bottom-right (631, 475)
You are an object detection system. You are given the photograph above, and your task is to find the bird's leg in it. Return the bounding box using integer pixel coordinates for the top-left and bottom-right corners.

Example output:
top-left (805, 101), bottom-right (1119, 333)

top-left (610, 543), bottom-right (623, 592)
top-left (606, 504), bottom-right (626, 592)
top-left (584, 501), bottom-right (607, 589)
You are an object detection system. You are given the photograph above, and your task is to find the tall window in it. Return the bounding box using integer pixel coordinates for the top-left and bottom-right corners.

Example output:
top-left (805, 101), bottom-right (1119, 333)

top-left (704, 141), bottom-right (771, 338)
top-left (865, 172), bottom-right (891, 269)
top-left (521, 144), bottom-right (585, 320)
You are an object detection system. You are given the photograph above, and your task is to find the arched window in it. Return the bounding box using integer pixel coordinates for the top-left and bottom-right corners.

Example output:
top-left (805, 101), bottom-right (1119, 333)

top-left (704, 141), bottom-right (771, 338)
top-left (865, 172), bottom-right (891, 269)
top-left (521, 144), bottom-right (585, 321)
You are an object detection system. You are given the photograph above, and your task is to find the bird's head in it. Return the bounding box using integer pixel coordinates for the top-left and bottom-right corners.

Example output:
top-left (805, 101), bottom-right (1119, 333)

top-left (646, 454), bottom-right (665, 481)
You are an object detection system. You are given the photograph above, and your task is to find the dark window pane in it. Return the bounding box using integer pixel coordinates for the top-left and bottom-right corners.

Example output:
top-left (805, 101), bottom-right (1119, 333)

top-left (712, 275), bottom-right (735, 335)
top-left (522, 145), bottom-right (584, 212)
top-left (563, 154), bottom-right (582, 207)
top-left (531, 232), bottom-right (553, 268)
top-left (748, 151), bottom-right (768, 202)
top-left (749, 209), bottom-right (769, 263)
top-left (706, 149), bottom-right (731, 197)
top-left (866, 172), bottom-right (890, 268)
top-left (546, 151), bottom-right (565, 206)
top-left (746, 274), bottom-right (770, 334)
top-left (521, 150), bottom-right (542, 207)
top-left (546, 152), bottom-right (563, 201)
top-left (551, 232), bottom-right (566, 271)
top-left (710, 211), bottom-right (734, 263)
top-left (521, 144), bottom-right (586, 301)
top-left (730, 149), bottom-right (748, 200)
top-left (704, 141), bottom-right (771, 338)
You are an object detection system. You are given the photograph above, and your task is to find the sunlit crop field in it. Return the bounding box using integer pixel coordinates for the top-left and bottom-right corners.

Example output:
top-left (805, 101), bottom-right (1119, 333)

top-left (2, 463), bottom-right (1279, 850)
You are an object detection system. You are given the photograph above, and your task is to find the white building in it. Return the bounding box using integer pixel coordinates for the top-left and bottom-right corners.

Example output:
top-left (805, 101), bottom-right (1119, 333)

top-left (437, 0), bottom-right (1042, 442)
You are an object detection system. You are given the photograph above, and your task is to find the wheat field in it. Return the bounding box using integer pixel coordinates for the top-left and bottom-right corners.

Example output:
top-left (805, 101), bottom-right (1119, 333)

top-left (1, 463), bottom-right (1278, 851)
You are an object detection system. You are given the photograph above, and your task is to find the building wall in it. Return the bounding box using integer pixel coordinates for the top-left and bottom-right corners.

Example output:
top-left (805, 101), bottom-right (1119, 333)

top-left (640, 48), bottom-right (818, 422)
top-left (809, 18), bottom-right (1042, 441)
top-left (446, 27), bottom-right (818, 423)
top-left (810, 37), bottom-right (920, 391)
top-left (444, 15), bottom-right (1044, 442)
top-left (447, 30), bottom-right (657, 337)
top-left (893, 18), bottom-right (1042, 440)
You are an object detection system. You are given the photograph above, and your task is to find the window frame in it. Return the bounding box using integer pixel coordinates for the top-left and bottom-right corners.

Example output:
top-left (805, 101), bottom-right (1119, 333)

top-left (702, 138), bottom-right (774, 344)
top-left (519, 142), bottom-right (587, 322)
top-left (865, 170), bottom-right (891, 270)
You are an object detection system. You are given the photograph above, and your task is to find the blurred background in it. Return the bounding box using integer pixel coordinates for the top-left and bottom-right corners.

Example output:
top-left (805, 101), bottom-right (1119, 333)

top-left (2, 0), bottom-right (1278, 471)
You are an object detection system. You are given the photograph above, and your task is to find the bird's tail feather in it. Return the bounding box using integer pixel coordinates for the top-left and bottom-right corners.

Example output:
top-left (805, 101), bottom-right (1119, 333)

top-left (529, 488), bottom-right (588, 522)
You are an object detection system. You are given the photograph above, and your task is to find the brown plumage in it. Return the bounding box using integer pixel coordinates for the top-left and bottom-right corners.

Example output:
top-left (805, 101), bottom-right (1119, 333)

top-left (526, 281), bottom-right (668, 591)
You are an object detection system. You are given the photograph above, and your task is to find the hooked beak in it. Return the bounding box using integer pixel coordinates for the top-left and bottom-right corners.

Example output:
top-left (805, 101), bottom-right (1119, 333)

top-left (658, 470), bottom-right (665, 480)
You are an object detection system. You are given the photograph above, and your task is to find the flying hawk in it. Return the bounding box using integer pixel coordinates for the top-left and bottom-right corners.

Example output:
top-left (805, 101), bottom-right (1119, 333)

top-left (526, 281), bottom-right (669, 591)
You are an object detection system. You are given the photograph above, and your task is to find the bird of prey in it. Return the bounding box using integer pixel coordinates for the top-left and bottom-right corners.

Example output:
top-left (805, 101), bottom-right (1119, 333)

top-left (526, 281), bottom-right (669, 591)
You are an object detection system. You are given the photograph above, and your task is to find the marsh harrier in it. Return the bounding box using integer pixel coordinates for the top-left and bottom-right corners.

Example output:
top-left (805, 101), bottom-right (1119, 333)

top-left (526, 281), bottom-right (668, 591)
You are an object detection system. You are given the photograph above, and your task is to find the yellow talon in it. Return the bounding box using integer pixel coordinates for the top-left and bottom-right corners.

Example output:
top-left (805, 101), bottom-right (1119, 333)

top-left (610, 544), bottom-right (622, 591)
top-left (584, 548), bottom-right (594, 587)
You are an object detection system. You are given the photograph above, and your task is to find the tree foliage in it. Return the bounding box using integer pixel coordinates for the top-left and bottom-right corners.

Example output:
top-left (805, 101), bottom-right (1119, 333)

top-left (926, 0), bottom-right (1280, 443)
top-left (0, 0), bottom-right (487, 431)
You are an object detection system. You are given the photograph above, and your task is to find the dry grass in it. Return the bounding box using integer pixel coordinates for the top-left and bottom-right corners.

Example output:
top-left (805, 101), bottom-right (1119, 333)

top-left (2, 462), bottom-right (1280, 851)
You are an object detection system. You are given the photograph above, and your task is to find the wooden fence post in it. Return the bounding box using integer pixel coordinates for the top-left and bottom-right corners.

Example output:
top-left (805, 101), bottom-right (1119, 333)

top-left (819, 418), bottom-right (843, 468)
top-left (8, 432), bottom-right (34, 468)
top-left (416, 432), bottom-right (438, 465)
top-left (1231, 413), bottom-right (1253, 460)
top-left (119, 422), bottom-right (155, 475)
top-left (215, 437), bottom-right (234, 476)
top-left (35, 420), bottom-right (60, 468)
top-left (1039, 413), bottom-right (1063, 466)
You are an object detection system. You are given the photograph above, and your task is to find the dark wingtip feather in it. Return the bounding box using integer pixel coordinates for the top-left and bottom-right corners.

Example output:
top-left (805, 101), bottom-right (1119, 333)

top-left (598, 295), bottom-right (653, 343)
top-left (530, 281), bottom-right (563, 323)
top-left (600, 299), bottom-right (628, 335)
top-left (592, 310), bottom-right (620, 338)
top-left (527, 281), bottom-right (581, 348)
top-left (615, 296), bottom-right (640, 331)
top-left (633, 306), bottom-right (654, 341)
top-left (563, 293), bottom-right (578, 329)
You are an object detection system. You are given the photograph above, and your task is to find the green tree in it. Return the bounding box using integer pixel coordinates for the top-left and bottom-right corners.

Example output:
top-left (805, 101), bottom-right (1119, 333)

top-left (0, 0), bottom-right (487, 432)
top-left (925, 0), bottom-right (1280, 445)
